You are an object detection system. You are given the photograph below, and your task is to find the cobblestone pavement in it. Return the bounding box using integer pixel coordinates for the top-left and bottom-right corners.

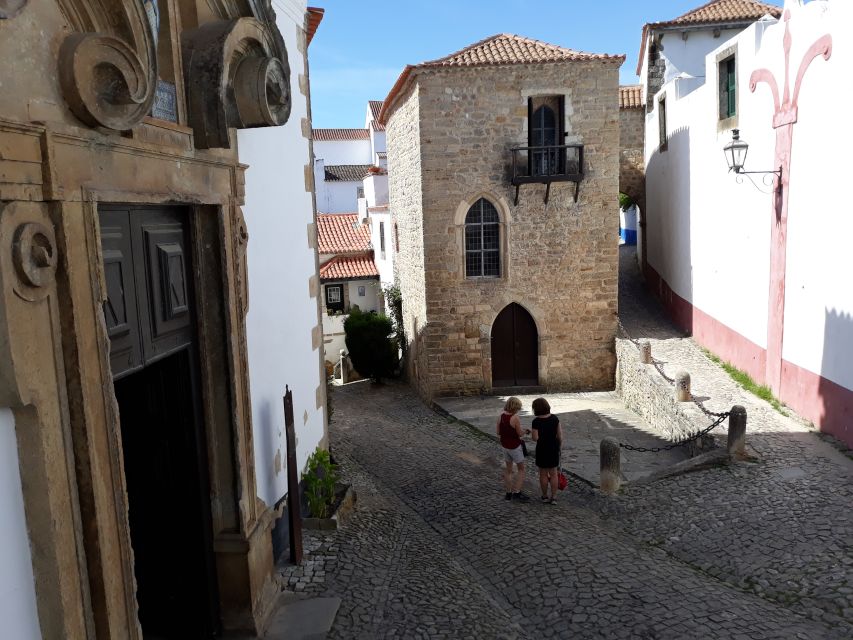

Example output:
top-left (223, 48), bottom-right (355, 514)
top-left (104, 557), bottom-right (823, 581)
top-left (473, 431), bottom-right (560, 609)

top-left (282, 380), bottom-right (851, 638)
top-left (279, 248), bottom-right (852, 638)
top-left (616, 246), bottom-right (853, 631)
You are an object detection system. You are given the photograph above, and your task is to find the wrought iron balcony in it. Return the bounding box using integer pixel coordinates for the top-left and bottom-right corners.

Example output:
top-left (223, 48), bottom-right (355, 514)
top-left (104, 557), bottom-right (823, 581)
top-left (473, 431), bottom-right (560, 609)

top-left (510, 144), bottom-right (584, 204)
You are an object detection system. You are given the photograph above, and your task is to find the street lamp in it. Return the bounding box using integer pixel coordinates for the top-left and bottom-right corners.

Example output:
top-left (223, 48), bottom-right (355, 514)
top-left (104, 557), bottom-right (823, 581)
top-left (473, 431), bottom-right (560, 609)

top-left (723, 129), bottom-right (782, 191)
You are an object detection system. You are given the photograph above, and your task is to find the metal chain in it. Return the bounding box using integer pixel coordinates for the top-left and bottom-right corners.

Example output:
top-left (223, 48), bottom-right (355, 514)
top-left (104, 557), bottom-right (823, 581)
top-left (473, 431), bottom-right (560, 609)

top-left (689, 393), bottom-right (730, 419)
top-left (616, 319), bottom-right (642, 348)
top-left (619, 412), bottom-right (729, 453)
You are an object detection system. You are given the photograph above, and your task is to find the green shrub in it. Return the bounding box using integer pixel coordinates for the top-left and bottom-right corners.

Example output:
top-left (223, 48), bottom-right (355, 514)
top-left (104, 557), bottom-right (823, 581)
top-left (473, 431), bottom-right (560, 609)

top-left (344, 308), bottom-right (397, 382)
top-left (618, 192), bottom-right (635, 210)
top-left (302, 449), bottom-right (339, 519)
top-left (382, 283), bottom-right (407, 360)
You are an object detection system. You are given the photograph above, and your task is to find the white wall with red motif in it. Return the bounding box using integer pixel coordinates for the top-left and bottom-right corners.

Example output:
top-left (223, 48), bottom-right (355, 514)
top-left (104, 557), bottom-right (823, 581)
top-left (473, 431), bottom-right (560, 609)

top-left (643, 0), bottom-right (852, 445)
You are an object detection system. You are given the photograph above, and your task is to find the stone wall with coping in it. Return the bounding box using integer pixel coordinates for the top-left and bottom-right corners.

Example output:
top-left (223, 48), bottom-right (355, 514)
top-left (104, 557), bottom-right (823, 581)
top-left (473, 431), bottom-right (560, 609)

top-left (387, 59), bottom-right (621, 399)
top-left (615, 337), bottom-right (715, 453)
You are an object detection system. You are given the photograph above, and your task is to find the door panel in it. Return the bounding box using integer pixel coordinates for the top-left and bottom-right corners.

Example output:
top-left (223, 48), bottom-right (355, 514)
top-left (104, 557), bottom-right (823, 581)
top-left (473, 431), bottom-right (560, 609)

top-left (491, 306), bottom-right (515, 387)
top-left (100, 209), bottom-right (143, 378)
top-left (491, 303), bottom-right (538, 387)
top-left (513, 306), bottom-right (539, 386)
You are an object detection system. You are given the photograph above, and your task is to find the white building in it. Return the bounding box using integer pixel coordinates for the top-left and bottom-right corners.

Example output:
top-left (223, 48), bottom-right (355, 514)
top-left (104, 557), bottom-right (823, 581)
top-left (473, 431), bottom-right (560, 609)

top-left (313, 102), bottom-right (397, 364)
top-left (238, 0), bottom-right (328, 555)
top-left (641, 0), bottom-right (852, 447)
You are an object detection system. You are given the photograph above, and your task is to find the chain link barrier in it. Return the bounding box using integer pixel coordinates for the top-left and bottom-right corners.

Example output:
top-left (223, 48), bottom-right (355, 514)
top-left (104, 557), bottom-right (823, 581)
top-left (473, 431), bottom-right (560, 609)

top-left (616, 318), bottom-right (731, 453)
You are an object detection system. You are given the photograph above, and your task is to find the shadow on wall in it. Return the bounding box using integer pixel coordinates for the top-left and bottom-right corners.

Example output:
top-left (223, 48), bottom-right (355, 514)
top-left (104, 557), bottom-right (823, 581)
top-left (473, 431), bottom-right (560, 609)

top-left (642, 126), bottom-right (694, 335)
top-left (819, 308), bottom-right (853, 446)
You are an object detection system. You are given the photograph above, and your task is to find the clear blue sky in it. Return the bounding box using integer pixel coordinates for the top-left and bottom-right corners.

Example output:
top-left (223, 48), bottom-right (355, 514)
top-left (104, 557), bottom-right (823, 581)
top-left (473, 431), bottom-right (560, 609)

top-left (308, 0), bottom-right (729, 128)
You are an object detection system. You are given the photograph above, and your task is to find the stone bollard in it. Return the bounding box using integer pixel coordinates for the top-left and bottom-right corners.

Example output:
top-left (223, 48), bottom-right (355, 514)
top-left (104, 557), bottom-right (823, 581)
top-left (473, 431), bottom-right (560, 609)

top-left (727, 405), bottom-right (747, 456)
top-left (675, 371), bottom-right (691, 401)
top-left (600, 437), bottom-right (622, 494)
top-left (339, 349), bottom-right (347, 384)
top-left (639, 340), bottom-right (652, 364)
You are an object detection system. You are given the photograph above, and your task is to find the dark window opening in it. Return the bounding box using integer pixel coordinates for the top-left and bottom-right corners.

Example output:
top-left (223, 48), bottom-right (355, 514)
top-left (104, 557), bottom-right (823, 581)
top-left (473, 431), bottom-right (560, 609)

top-left (379, 221), bottom-right (386, 255)
top-left (527, 96), bottom-right (565, 177)
top-left (325, 284), bottom-right (344, 313)
top-left (465, 198), bottom-right (500, 278)
top-left (719, 56), bottom-right (736, 120)
top-left (658, 95), bottom-right (667, 151)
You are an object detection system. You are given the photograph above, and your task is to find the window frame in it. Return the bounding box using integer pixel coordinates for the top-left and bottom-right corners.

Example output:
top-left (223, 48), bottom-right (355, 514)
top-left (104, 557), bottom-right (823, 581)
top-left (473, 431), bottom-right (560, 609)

top-left (464, 198), bottom-right (501, 279)
top-left (325, 283), bottom-right (344, 313)
top-left (658, 94), bottom-right (668, 152)
top-left (716, 45), bottom-right (739, 131)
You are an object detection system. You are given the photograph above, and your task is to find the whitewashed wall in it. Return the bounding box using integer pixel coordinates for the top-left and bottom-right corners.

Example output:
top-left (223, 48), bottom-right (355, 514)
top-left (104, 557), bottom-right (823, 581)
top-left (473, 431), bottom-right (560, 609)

top-left (643, 0), bottom-right (853, 438)
top-left (0, 409), bottom-right (41, 640)
top-left (369, 209), bottom-right (394, 288)
top-left (316, 178), bottom-right (361, 213)
top-left (313, 139), bottom-right (371, 165)
top-left (240, 0), bottom-right (326, 506)
top-left (659, 28), bottom-right (744, 84)
top-left (348, 280), bottom-right (380, 312)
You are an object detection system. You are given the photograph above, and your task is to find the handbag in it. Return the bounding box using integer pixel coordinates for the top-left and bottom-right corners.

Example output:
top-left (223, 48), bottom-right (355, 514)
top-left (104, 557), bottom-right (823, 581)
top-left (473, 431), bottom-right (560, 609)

top-left (557, 449), bottom-right (568, 490)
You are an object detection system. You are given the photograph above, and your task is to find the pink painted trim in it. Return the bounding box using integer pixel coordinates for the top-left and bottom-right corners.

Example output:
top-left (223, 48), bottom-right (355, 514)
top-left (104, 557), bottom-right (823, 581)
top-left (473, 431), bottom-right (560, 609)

top-left (642, 264), bottom-right (853, 447)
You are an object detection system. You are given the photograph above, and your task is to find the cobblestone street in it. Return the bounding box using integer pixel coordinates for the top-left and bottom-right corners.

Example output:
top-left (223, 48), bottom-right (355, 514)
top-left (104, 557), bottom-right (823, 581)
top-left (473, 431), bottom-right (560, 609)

top-left (280, 248), bottom-right (853, 639)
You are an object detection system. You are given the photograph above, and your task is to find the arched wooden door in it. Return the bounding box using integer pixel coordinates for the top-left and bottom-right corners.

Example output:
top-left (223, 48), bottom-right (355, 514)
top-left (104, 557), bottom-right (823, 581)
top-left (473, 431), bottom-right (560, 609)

top-left (491, 303), bottom-right (538, 387)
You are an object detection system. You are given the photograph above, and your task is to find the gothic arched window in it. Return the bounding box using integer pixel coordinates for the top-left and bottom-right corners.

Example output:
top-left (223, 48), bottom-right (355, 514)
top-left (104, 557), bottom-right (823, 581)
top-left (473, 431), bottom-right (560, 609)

top-left (465, 198), bottom-right (500, 278)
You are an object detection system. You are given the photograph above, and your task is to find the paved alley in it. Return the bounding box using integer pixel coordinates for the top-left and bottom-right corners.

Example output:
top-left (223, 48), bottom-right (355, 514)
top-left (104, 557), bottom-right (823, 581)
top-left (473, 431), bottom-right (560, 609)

top-left (279, 247), bottom-right (852, 639)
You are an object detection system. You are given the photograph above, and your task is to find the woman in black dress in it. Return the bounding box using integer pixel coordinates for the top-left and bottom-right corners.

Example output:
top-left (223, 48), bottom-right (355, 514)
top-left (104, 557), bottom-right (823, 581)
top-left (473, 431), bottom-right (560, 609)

top-left (531, 397), bottom-right (563, 504)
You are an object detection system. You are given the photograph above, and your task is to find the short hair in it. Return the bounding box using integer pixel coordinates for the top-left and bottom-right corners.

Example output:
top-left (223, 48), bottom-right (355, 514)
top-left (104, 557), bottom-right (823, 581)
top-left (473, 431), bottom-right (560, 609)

top-left (504, 396), bottom-right (522, 413)
top-left (532, 397), bottom-right (550, 416)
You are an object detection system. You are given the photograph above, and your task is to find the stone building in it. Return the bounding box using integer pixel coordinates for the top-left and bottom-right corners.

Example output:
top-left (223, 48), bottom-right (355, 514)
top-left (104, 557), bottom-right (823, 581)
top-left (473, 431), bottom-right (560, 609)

top-left (380, 34), bottom-right (624, 399)
top-left (0, 1), bottom-right (326, 638)
top-left (619, 85), bottom-right (646, 248)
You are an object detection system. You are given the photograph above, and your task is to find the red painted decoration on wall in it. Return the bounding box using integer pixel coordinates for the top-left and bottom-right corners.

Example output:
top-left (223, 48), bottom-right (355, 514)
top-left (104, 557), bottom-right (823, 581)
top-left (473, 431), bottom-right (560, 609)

top-left (749, 9), bottom-right (832, 394)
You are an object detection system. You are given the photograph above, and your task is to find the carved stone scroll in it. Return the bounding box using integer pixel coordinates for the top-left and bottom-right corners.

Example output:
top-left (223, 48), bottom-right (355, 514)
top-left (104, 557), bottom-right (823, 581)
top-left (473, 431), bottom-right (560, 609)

top-left (182, 17), bottom-right (291, 149)
top-left (0, 0), bottom-right (27, 19)
top-left (56, 1), bottom-right (157, 131)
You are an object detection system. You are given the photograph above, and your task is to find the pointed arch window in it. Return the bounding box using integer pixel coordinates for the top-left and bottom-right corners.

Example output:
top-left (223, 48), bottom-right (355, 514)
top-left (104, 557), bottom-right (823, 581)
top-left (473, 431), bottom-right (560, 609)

top-left (465, 198), bottom-right (500, 278)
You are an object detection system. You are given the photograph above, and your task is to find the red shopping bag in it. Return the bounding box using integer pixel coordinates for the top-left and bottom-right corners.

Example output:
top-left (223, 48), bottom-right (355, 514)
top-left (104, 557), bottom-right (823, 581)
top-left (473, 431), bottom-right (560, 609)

top-left (558, 470), bottom-right (568, 491)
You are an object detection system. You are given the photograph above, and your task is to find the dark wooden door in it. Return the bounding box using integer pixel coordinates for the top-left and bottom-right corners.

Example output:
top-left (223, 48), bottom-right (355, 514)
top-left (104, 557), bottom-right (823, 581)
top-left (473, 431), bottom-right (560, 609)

top-left (100, 206), bottom-right (220, 638)
top-left (491, 303), bottom-right (538, 387)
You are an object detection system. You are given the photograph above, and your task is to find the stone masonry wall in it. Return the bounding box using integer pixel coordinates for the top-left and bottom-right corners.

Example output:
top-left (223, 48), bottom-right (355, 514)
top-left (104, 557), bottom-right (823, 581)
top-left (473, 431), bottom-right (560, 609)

top-left (393, 60), bottom-right (621, 398)
top-left (619, 106), bottom-right (646, 211)
top-left (385, 83), bottom-right (431, 399)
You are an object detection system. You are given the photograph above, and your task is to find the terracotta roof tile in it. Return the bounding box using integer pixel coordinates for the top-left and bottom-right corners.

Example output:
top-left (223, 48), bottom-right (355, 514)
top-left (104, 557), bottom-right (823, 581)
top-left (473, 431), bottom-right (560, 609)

top-left (620, 85), bottom-right (643, 109)
top-left (313, 128), bottom-right (370, 141)
top-left (368, 100), bottom-right (385, 131)
top-left (319, 255), bottom-right (379, 281)
top-left (317, 213), bottom-right (372, 254)
top-left (637, 1), bottom-right (782, 74)
top-left (422, 33), bottom-right (623, 68)
top-left (656, 0), bottom-right (781, 28)
top-left (380, 34), bottom-right (624, 124)
top-left (306, 7), bottom-right (324, 46)
top-left (324, 164), bottom-right (373, 182)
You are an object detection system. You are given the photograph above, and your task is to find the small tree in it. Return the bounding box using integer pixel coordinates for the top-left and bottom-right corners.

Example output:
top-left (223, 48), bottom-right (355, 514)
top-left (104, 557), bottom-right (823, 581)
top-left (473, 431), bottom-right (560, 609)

top-left (382, 283), bottom-right (406, 361)
top-left (344, 309), bottom-right (397, 382)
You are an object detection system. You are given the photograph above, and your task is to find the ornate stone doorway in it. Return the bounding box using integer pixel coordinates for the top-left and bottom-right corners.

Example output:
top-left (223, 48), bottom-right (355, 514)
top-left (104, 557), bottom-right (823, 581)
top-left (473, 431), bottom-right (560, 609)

top-left (491, 303), bottom-right (539, 388)
top-left (100, 206), bottom-right (219, 637)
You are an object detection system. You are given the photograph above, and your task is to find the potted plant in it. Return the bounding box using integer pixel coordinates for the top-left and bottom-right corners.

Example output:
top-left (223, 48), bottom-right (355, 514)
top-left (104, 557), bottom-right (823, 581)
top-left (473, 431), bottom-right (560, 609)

top-left (301, 449), bottom-right (355, 530)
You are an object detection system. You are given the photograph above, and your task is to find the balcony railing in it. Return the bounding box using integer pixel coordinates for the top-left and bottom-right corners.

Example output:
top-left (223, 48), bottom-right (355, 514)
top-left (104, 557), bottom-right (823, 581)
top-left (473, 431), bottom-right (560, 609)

top-left (510, 144), bottom-right (584, 204)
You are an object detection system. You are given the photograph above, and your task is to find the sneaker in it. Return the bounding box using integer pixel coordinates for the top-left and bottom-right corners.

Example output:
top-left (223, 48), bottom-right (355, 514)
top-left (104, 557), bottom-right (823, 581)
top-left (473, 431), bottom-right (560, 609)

top-left (540, 495), bottom-right (549, 502)
top-left (548, 498), bottom-right (556, 505)
top-left (512, 492), bottom-right (530, 502)
top-left (505, 492), bottom-right (512, 500)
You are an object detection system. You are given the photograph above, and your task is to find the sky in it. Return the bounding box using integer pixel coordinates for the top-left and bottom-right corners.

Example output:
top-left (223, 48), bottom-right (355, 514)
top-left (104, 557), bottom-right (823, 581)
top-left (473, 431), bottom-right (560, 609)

top-left (307, 0), bottom-right (748, 128)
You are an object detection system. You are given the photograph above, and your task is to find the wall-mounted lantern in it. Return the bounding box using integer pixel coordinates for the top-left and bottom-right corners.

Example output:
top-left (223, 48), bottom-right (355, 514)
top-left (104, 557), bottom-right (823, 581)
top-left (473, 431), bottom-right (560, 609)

top-left (723, 129), bottom-right (782, 192)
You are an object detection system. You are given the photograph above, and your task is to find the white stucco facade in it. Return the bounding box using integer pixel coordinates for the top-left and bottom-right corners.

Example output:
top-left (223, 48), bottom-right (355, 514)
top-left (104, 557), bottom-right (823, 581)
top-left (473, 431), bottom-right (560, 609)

top-left (0, 409), bottom-right (41, 640)
top-left (240, 0), bottom-right (326, 505)
top-left (313, 139), bottom-right (371, 166)
top-left (642, 0), bottom-right (853, 444)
